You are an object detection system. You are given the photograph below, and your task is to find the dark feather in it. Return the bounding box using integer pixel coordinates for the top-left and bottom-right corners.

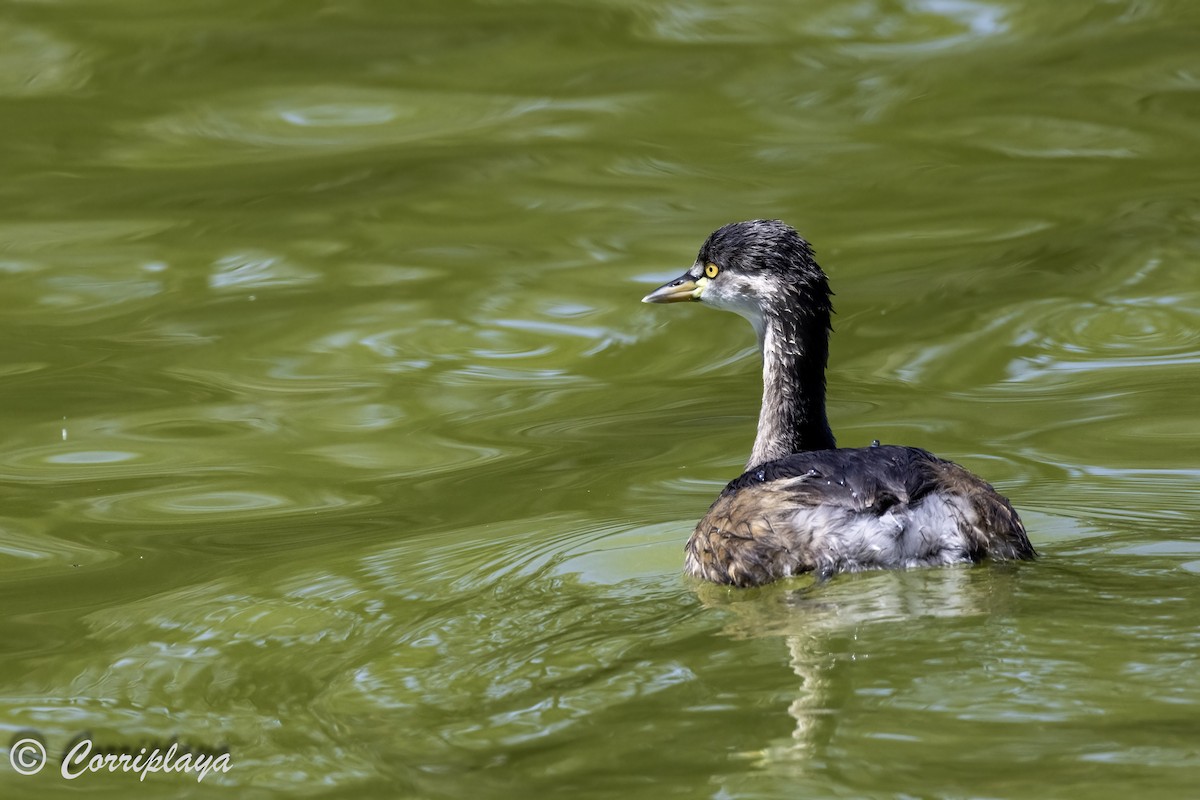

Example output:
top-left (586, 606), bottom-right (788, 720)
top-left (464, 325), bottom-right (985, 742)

top-left (686, 446), bottom-right (1035, 587)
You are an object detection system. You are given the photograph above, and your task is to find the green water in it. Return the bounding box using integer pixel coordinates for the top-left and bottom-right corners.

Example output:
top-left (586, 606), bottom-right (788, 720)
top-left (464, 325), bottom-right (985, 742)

top-left (2, 0), bottom-right (1199, 797)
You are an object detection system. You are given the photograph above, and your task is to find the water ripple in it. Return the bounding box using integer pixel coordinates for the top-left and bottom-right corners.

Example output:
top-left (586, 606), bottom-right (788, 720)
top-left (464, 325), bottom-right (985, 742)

top-left (75, 482), bottom-right (379, 524)
top-left (936, 116), bottom-right (1154, 159)
top-left (110, 87), bottom-right (559, 167)
top-left (635, 0), bottom-right (1010, 48)
top-left (0, 23), bottom-right (92, 96)
top-left (208, 251), bottom-right (322, 291)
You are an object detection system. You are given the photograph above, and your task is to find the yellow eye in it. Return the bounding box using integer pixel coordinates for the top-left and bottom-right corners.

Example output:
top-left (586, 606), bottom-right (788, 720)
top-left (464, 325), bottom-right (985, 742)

top-left (704, 263), bottom-right (719, 279)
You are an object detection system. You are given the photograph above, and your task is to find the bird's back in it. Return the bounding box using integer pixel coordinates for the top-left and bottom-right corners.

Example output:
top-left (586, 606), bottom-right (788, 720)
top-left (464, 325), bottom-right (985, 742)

top-left (685, 445), bottom-right (1035, 587)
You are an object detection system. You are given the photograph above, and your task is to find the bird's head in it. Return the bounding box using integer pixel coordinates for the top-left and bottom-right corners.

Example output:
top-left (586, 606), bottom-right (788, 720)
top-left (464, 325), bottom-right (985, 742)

top-left (642, 219), bottom-right (830, 343)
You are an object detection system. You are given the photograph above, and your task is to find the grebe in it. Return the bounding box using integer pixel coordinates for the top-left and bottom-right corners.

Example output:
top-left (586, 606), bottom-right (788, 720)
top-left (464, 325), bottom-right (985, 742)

top-left (643, 220), bottom-right (1035, 587)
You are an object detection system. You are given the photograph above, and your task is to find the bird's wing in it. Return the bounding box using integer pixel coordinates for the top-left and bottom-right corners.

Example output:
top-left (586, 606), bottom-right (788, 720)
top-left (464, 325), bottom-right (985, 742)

top-left (720, 445), bottom-right (941, 515)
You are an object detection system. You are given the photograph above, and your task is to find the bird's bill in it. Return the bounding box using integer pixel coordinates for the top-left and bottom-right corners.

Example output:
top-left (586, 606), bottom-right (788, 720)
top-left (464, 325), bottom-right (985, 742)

top-left (641, 272), bottom-right (708, 304)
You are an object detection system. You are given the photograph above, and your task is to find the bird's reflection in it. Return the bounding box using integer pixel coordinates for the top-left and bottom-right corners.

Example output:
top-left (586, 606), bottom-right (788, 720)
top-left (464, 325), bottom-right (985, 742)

top-left (694, 564), bottom-right (1024, 768)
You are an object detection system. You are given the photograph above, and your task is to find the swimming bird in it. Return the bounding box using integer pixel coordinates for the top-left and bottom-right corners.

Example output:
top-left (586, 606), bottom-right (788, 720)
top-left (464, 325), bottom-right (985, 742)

top-left (643, 220), bottom-right (1035, 587)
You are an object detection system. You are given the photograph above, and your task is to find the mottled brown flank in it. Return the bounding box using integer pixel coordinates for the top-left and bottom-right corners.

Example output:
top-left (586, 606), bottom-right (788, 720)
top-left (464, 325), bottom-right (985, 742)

top-left (684, 446), bottom-right (1034, 587)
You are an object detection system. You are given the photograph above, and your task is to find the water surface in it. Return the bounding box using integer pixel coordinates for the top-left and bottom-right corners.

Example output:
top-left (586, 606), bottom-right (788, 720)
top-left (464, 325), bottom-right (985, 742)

top-left (1, 0), bottom-right (1199, 797)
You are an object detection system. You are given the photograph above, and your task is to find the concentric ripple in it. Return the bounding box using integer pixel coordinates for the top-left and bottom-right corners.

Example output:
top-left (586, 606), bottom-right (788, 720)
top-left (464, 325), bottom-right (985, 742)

top-left (110, 87), bottom-right (554, 167)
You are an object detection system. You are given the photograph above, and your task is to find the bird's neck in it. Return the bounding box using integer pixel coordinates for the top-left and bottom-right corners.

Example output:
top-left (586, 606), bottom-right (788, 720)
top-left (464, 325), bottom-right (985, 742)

top-left (747, 312), bottom-right (835, 470)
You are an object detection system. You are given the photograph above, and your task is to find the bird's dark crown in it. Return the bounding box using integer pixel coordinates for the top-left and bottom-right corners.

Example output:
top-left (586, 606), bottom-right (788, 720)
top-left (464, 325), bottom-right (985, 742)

top-left (699, 220), bottom-right (821, 282)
